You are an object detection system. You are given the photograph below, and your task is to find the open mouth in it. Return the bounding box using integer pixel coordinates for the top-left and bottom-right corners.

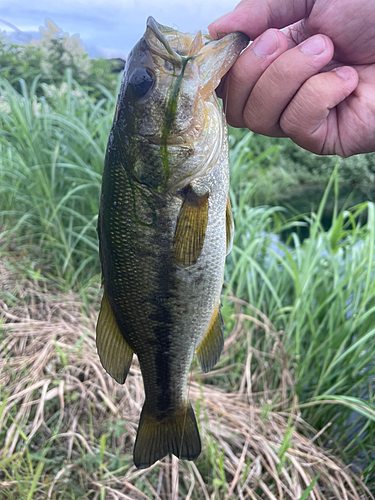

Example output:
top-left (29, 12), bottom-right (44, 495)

top-left (145, 17), bottom-right (249, 100)
top-left (145, 17), bottom-right (213, 61)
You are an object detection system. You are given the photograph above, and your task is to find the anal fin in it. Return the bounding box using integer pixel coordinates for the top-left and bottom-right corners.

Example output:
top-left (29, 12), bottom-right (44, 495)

top-left (96, 291), bottom-right (133, 384)
top-left (173, 186), bottom-right (209, 268)
top-left (196, 303), bottom-right (224, 373)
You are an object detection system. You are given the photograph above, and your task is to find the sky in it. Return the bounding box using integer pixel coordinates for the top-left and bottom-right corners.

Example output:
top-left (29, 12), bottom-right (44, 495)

top-left (0, 0), bottom-right (238, 58)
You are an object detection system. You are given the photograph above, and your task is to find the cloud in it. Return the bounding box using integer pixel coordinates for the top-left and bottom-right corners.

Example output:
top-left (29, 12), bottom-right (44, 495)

top-left (1, 0), bottom-right (236, 16)
top-left (1, 0), bottom-right (238, 57)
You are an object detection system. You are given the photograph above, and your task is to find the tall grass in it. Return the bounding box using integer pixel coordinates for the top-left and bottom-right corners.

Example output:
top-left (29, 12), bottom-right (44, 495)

top-left (227, 141), bottom-right (375, 481)
top-left (0, 73), bottom-right (120, 287)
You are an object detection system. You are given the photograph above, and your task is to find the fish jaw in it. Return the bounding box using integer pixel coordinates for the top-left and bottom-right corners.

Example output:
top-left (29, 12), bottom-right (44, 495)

top-left (195, 31), bottom-right (249, 99)
top-left (144, 23), bottom-right (249, 192)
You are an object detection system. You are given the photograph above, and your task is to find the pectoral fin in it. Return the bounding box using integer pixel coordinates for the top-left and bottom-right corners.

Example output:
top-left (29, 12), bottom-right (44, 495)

top-left (96, 291), bottom-right (133, 384)
top-left (173, 186), bottom-right (209, 267)
top-left (226, 195), bottom-right (234, 255)
top-left (196, 304), bottom-right (224, 373)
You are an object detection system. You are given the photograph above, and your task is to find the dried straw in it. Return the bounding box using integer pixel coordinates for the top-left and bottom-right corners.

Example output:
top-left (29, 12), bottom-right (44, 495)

top-left (0, 260), bottom-right (372, 499)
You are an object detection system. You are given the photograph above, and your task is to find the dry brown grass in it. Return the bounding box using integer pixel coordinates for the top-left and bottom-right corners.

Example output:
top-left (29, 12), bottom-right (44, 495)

top-left (0, 259), bottom-right (372, 500)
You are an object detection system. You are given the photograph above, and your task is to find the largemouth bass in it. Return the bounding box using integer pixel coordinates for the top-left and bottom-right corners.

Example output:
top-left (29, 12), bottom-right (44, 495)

top-left (96, 17), bottom-right (248, 469)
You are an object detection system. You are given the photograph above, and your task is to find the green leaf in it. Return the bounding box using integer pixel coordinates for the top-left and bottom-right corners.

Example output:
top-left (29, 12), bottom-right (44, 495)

top-left (298, 473), bottom-right (320, 500)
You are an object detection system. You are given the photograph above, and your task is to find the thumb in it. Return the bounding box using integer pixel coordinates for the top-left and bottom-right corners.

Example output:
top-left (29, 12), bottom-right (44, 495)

top-left (208, 0), bottom-right (313, 40)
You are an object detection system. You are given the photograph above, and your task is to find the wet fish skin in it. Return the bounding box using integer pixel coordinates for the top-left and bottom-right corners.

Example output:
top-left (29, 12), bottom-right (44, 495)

top-left (96, 17), bottom-right (249, 469)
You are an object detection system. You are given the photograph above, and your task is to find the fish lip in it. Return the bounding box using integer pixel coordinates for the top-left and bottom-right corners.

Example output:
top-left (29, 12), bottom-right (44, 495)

top-left (193, 31), bottom-right (250, 97)
top-left (200, 31), bottom-right (249, 58)
top-left (146, 16), bottom-right (181, 63)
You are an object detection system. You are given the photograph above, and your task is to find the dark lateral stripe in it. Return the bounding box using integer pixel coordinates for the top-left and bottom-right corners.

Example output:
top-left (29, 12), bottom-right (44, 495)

top-left (149, 210), bottom-right (177, 414)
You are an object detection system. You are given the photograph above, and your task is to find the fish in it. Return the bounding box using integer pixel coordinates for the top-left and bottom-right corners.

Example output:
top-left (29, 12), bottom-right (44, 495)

top-left (96, 17), bottom-right (249, 469)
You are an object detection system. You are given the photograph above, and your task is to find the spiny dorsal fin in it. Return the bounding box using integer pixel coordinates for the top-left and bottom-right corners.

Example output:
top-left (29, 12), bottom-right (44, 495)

top-left (196, 303), bottom-right (224, 373)
top-left (173, 186), bottom-right (209, 268)
top-left (133, 401), bottom-right (201, 469)
top-left (226, 195), bottom-right (234, 256)
top-left (188, 30), bottom-right (203, 57)
top-left (96, 291), bottom-right (133, 384)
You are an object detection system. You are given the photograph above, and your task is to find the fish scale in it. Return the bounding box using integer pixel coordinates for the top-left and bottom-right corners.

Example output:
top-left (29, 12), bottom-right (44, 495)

top-left (96, 16), bottom-right (249, 468)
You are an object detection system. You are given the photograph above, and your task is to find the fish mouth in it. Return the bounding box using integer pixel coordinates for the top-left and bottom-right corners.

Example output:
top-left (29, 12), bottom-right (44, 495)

top-left (146, 16), bottom-right (249, 61)
top-left (146, 16), bottom-right (210, 60)
top-left (146, 16), bottom-right (249, 98)
top-left (193, 30), bottom-right (250, 98)
top-left (143, 19), bottom-right (249, 148)
top-left (146, 17), bottom-right (181, 61)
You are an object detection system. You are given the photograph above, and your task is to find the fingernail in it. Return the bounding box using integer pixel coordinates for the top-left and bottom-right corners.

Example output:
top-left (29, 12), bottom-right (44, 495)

top-left (252, 30), bottom-right (279, 57)
top-left (333, 66), bottom-right (354, 79)
top-left (300, 35), bottom-right (327, 55)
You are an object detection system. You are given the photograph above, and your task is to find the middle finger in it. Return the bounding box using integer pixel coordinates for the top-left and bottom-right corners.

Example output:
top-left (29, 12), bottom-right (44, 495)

top-left (242, 34), bottom-right (334, 137)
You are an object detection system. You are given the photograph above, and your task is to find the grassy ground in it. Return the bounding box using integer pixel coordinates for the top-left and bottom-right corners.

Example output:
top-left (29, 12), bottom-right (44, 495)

top-left (0, 259), bottom-right (372, 499)
top-left (1, 76), bottom-right (375, 497)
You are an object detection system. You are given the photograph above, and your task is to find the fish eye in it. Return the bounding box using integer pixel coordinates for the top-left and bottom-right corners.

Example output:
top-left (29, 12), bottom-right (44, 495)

top-left (128, 68), bottom-right (154, 98)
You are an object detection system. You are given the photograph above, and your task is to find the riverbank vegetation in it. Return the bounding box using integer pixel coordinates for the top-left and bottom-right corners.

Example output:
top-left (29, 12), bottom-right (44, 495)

top-left (0, 29), bottom-right (374, 498)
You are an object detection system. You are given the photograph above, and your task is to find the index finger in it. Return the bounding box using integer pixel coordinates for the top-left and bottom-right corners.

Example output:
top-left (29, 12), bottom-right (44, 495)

top-left (208, 0), bottom-right (314, 40)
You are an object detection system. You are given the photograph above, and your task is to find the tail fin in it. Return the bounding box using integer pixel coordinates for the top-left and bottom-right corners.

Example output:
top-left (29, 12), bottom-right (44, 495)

top-left (133, 401), bottom-right (201, 469)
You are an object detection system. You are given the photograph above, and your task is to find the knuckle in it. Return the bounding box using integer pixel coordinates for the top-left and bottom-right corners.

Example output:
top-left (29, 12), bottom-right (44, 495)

top-left (267, 59), bottom-right (299, 88)
top-left (243, 89), bottom-right (281, 135)
top-left (280, 80), bottom-right (325, 135)
top-left (226, 113), bottom-right (246, 129)
top-left (280, 95), bottom-right (315, 135)
top-left (279, 109), bottom-right (301, 136)
top-left (302, 76), bottom-right (324, 100)
top-left (229, 58), bottom-right (257, 89)
top-left (243, 104), bottom-right (267, 134)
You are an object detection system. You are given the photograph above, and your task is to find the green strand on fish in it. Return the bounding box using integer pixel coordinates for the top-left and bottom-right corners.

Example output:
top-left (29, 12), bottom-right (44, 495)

top-left (160, 56), bottom-right (193, 189)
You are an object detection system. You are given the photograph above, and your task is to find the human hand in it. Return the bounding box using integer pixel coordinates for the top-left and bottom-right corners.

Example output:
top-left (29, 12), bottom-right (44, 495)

top-left (208, 0), bottom-right (375, 157)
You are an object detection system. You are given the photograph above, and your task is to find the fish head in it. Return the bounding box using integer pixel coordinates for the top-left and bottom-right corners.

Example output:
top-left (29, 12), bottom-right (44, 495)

top-left (110, 17), bottom-right (249, 190)
top-left (119, 17), bottom-right (201, 140)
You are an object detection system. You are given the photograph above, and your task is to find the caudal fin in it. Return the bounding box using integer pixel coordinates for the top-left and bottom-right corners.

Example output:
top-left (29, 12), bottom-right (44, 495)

top-left (133, 401), bottom-right (201, 469)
